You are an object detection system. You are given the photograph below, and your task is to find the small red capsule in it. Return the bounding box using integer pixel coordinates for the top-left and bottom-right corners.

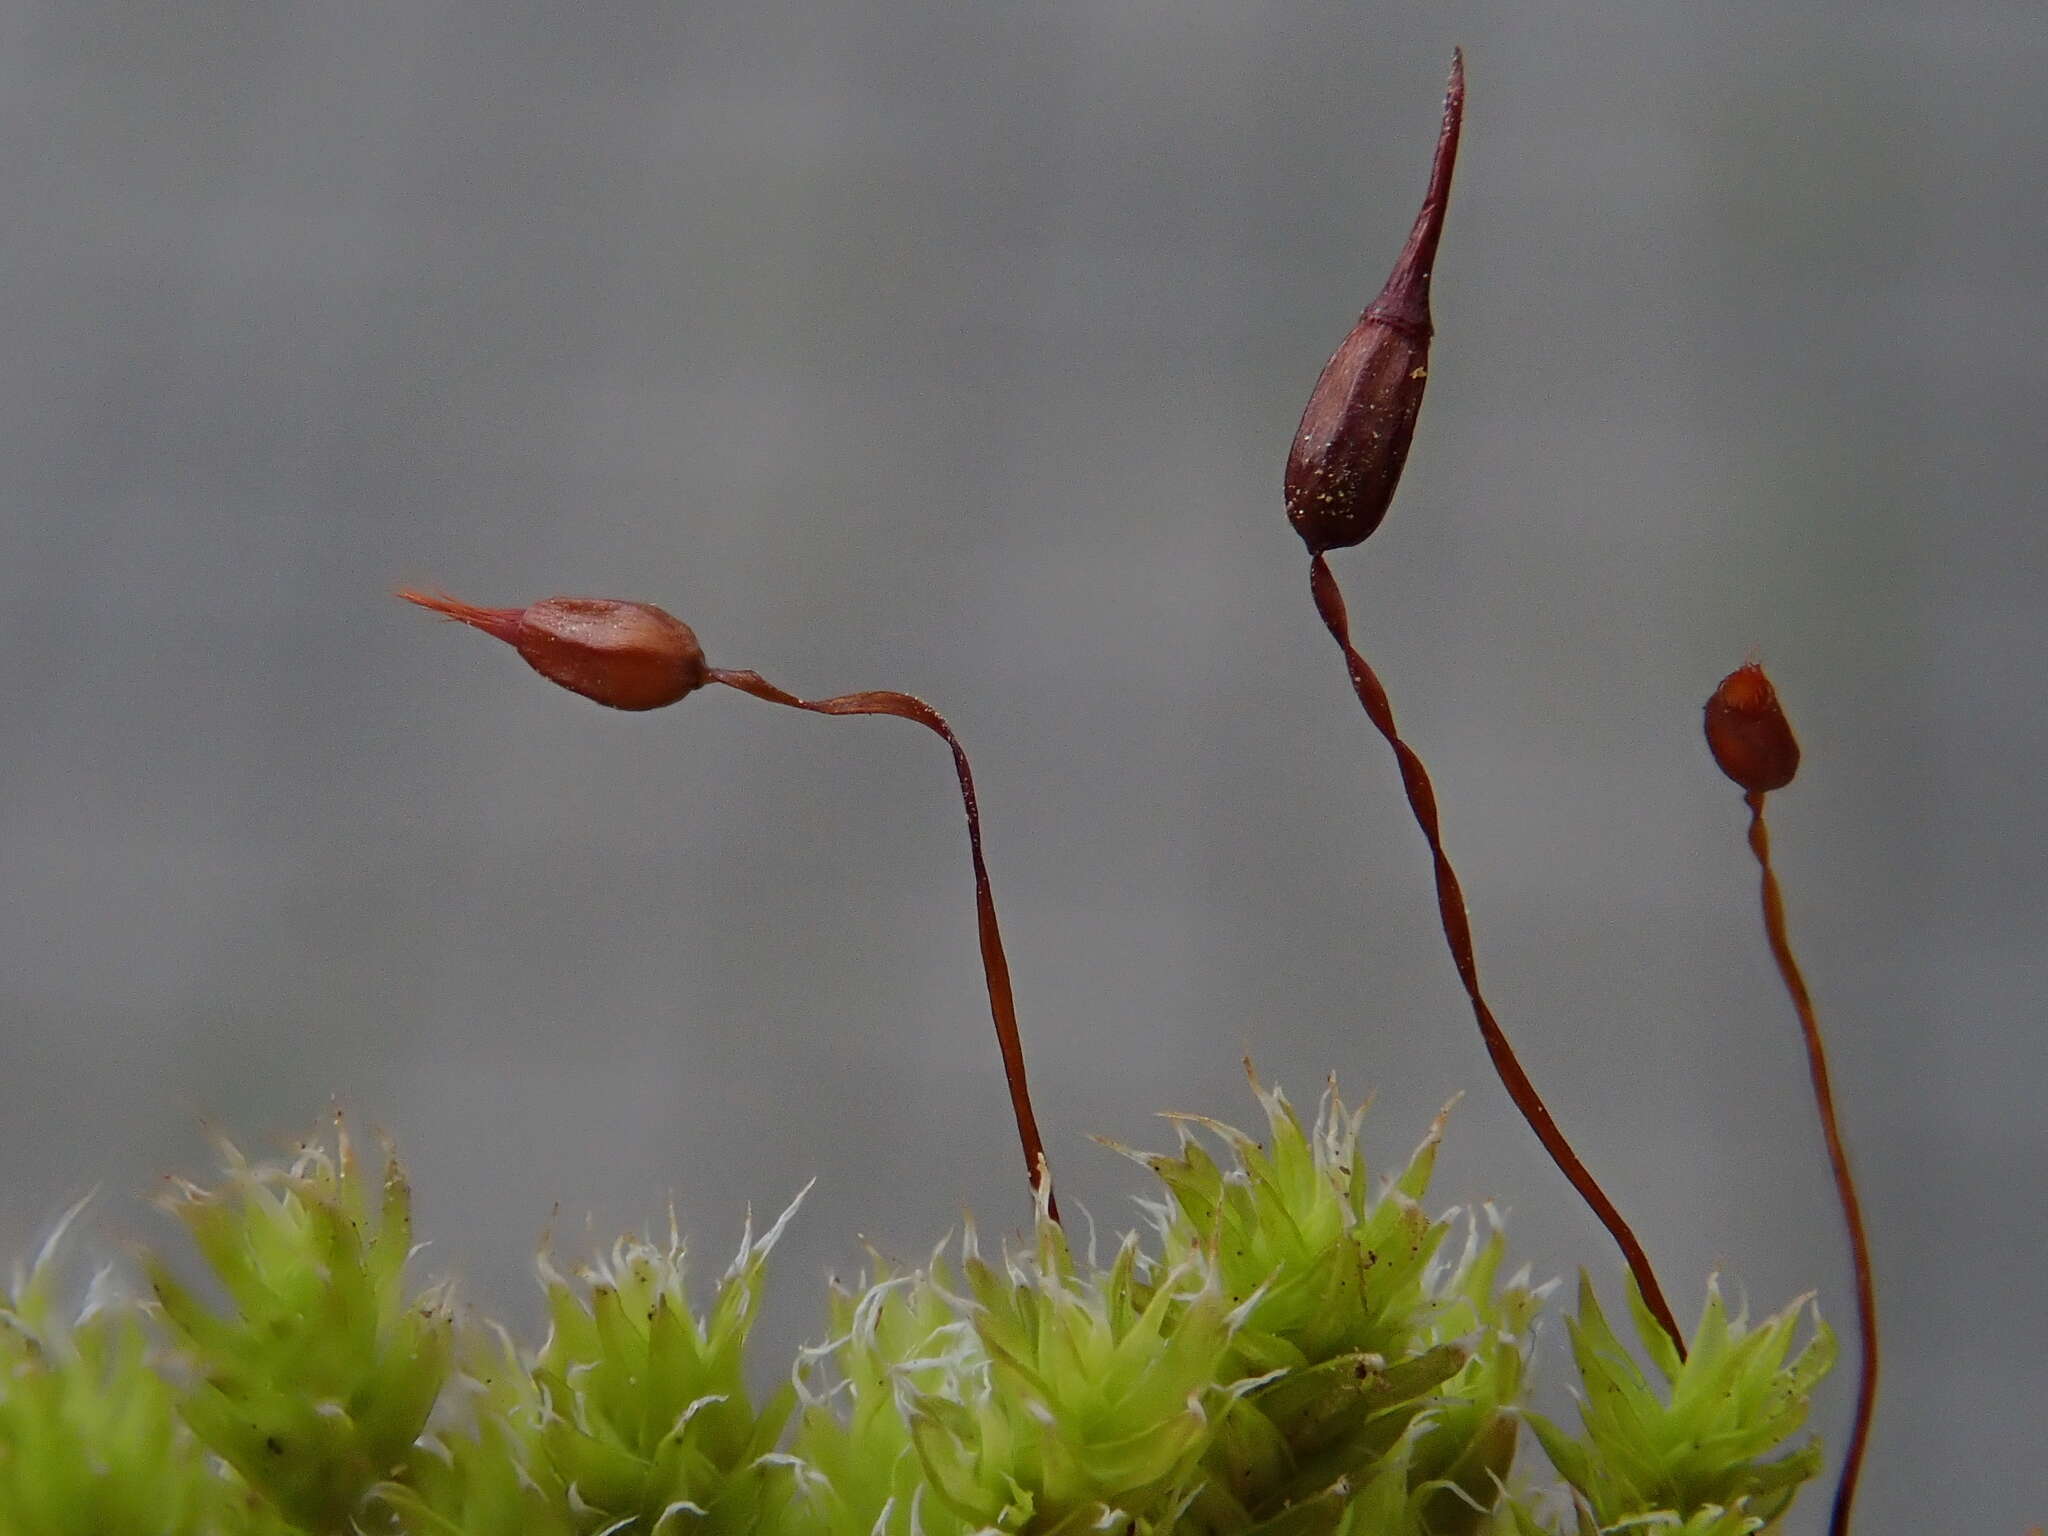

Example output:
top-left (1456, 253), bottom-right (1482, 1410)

top-left (1285, 52), bottom-right (1464, 555)
top-left (1703, 661), bottom-right (1801, 794)
top-left (400, 590), bottom-right (709, 712)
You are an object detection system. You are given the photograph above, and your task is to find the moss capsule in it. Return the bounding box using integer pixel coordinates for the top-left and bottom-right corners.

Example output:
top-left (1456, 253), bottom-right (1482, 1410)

top-left (1284, 51), bottom-right (1464, 554)
top-left (1704, 661), bottom-right (1801, 794)
top-left (399, 591), bottom-right (709, 712)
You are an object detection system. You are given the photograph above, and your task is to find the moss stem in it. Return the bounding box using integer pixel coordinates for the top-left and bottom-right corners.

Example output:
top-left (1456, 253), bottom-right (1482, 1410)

top-left (1306, 552), bottom-right (1684, 1357)
top-left (708, 666), bottom-right (1057, 1223)
top-left (1743, 789), bottom-right (1875, 1536)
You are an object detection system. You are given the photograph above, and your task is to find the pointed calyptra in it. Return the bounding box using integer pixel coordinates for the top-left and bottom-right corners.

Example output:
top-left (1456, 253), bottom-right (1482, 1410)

top-left (399, 591), bottom-right (709, 711)
top-left (1285, 51), bottom-right (1465, 554)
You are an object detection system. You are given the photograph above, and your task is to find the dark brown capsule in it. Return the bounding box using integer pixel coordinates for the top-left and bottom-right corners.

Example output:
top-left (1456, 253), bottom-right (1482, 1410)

top-left (399, 590), bottom-right (709, 711)
top-left (1704, 661), bottom-right (1801, 794)
top-left (1285, 51), bottom-right (1464, 555)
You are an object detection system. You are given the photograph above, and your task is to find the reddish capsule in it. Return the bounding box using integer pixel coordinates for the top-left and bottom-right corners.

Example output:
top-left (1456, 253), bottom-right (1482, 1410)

top-left (1285, 52), bottom-right (1464, 555)
top-left (400, 590), bottom-right (708, 711)
top-left (1704, 661), bottom-right (1801, 793)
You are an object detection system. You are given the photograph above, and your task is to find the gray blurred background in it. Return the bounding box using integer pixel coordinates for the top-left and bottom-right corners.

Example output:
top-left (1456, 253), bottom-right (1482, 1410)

top-left (2, 1), bottom-right (2041, 1528)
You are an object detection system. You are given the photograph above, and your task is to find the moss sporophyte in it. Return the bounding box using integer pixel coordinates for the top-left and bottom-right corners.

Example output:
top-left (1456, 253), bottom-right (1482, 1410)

top-left (1704, 664), bottom-right (1877, 1536)
top-left (395, 587), bottom-right (1055, 1224)
top-left (0, 50), bottom-right (1888, 1536)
